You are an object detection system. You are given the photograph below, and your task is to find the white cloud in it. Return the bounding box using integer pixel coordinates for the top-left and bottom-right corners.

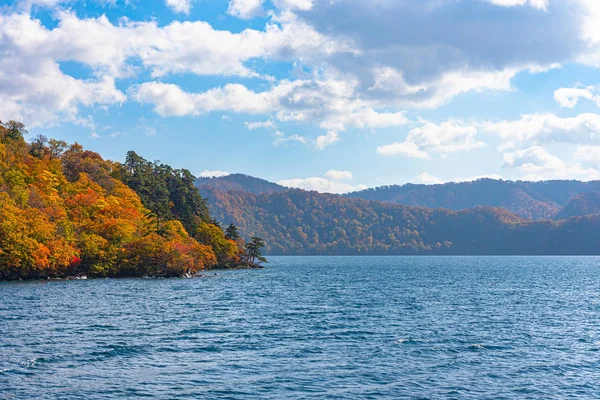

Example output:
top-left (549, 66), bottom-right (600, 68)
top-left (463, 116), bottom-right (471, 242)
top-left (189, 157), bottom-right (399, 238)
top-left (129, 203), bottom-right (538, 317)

top-left (554, 87), bottom-right (600, 108)
top-left (130, 77), bottom-right (413, 148)
top-left (368, 67), bottom-right (425, 96)
top-left (272, 0), bottom-right (313, 11)
top-left (482, 112), bottom-right (600, 149)
top-left (579, 0), bottom-right (600, 46)
top-left (573, 145), bottom-right (600, 167)
top-left (320, 108), bottom-right (410, 132)
top-left (278, 169), bottom-right (366, 194)
top-left (199, 170), bottom-right (230, 178)
top-left (0, 60), bottom-right (124, 127)
top-left (227, 0), bottom-right (263, 19)
top-left (412, 173), bottom-right (443, 185)
top-left (165, 0), bottom-right (194, 14)
top-left (245, 119), bottom-right (276, 130)
top-left (503, 146), bottom-right (564, 171)
top-left (272, 130), bottom-right (306, 146)
top-left (503, 145), bottom-right (600, 180)
top-left (324, 170), bottom-right (353, 181)
top-left (378, 141), bottom-right (429, 159)
top-left (360, 66), bottom-right (520, 110)
top-left (3, 0), bottom-right (600, 151)
top-left (315, 131), bottom-right (339, 150)
top-left (0, 13), bottom-right (126, 126)
top-left (485, 0), bottom-right (548, 10)
top-left (0, 11), bottom-right (356, 80)
top-left (377, 120), bottom-right (485, 158)
top-left (129, 81), bottom-right (289, 116)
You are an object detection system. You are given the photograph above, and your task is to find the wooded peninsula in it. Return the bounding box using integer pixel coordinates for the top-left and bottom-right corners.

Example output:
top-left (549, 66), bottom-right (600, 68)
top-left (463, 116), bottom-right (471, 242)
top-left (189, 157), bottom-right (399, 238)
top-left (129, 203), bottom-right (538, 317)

top-left (0, 121), bottom-right (265, 281)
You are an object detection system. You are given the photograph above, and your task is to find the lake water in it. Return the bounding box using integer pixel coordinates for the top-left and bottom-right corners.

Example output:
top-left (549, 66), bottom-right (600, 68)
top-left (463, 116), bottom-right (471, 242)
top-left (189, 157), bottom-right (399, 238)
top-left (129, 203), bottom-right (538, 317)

top-left (2, 256), bottom-right (600, 399)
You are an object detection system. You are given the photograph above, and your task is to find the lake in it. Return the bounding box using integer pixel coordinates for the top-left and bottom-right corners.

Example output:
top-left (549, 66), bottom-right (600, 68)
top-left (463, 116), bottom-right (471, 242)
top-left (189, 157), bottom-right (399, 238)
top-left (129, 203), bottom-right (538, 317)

top-left (2, 256), bottom-right (600, 399)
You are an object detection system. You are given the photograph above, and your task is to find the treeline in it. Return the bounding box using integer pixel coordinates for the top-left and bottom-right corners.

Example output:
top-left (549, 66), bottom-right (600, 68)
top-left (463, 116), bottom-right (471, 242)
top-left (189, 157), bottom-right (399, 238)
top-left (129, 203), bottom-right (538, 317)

top-left (200, 186), bottom-right (600, 255)
top-left (0, 121), bottom-right (265, 281)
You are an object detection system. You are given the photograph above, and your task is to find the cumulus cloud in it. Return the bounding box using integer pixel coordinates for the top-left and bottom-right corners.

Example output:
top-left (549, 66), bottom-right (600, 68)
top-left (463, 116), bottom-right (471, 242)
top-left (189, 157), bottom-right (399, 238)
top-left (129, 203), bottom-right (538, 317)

top-left (199, 170), bottom-right (230, 178)
top-left (227, 0), bottom-right (263, 19)
top-left (4, 0), bottom-right (600, 151)
top-left (0, 10), bottom-right (358, 126)
top-left (128, 81), bottom-right (288, 116)
top-left (554, 87), bottom-right (600, 108)
top-left (272, 131), bottom-right (306, 146)
top-left (377, 120), bottom-right (485, 158)
top-left (272, 0), bottom-right (313, 11)
top-left (130, 78), bottom-right (411, 149)
top-left (482, 112), bottom-right (600, 149)
top-left (412, 173), bottom-right (443, 185)
top-left (377, 142), bottom-right (428, 159)
top-left (0, 13), bottom-right (126, 126)
top-left (165, 0), bottom-right (194, 14)
top-left (503, 145), bottom-right (600, 180)
top-left (278, 170), bottom-right (366, 194)
top-left (365, 66), bottom-right (519, 110)
top-left (573, 145), bottom-right (600, 167)
top-left (578, 0), bottom-right (600, 48)
top-left (0, 60), bottom-right (124, 127)
top-left (324, 170), bottom-right (353, 181)
top-left (315, 131), bottom-right (339, 150)
top-left (245, 119), bottom-right (276, 130)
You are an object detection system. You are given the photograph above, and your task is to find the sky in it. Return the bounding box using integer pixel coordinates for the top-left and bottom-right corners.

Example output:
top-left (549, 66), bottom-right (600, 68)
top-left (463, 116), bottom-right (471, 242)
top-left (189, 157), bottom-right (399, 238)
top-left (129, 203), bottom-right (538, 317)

top-left (3, 0), bottom-right (600, 193)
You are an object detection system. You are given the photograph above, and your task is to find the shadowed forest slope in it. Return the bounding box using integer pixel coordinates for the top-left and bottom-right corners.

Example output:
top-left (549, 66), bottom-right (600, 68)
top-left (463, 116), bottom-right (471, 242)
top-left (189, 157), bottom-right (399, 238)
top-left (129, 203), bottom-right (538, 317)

top-left (199, 186), bottom-right (600, 255)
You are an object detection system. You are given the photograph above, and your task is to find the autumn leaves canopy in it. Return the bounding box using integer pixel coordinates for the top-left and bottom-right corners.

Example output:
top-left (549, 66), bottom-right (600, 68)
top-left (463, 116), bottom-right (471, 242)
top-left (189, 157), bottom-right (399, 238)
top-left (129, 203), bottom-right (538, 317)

top-left (0, 121), bottom-right (262, 280)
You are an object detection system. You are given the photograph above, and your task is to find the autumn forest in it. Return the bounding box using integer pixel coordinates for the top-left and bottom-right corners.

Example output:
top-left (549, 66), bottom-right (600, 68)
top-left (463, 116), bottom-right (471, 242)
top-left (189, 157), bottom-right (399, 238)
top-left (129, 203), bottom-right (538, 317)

top-left (0, 121), bottom-right (263, 281)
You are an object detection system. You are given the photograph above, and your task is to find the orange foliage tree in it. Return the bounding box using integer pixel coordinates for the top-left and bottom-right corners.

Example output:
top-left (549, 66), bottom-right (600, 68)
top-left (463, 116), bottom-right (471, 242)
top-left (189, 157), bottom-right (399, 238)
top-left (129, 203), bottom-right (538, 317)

top-left (0, 121), bottom-right (228, 280)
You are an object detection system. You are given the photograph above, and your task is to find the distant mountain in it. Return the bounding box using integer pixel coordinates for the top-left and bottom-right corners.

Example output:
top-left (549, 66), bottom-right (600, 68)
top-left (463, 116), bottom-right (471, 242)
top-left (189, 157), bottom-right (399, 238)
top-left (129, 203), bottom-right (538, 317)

top-left (556, 192), bottom-right (600, 220)
top-left (196, 173), bottom-right (287, 194)
top-left (199, 185), bottom-right (600, 255)
top-left (347, 179), bottom-right (600, 220)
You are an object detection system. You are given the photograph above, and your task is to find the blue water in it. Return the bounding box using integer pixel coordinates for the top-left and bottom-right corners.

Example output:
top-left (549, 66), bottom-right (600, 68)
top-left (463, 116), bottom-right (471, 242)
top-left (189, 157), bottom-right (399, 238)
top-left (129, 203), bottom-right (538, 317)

top-left (2, 256), bottom-right (600, 399)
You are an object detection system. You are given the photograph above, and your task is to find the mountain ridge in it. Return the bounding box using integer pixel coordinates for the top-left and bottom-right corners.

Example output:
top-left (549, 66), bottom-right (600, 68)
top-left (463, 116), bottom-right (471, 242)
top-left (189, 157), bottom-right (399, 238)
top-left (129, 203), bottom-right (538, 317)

top-left (198, 184), bottom-right (600, 256)
top-left (197, 175), bottom-right (600, 221)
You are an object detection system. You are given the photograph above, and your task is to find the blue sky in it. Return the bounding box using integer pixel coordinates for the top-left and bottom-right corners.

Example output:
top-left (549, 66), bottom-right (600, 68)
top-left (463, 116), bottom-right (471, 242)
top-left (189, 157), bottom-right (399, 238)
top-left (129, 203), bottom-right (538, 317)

top-left (2, 0), bottom-right (600, 193)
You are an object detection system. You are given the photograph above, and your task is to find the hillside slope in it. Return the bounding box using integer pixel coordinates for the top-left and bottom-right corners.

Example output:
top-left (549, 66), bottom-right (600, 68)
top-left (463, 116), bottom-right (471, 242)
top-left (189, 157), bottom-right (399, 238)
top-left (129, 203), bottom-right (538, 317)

top-left (556, 192), bottom-right (600, 220)
top-left (200, 186), bottom-right (600, 255)
top-left (347, 179), bottom-right (600, 220)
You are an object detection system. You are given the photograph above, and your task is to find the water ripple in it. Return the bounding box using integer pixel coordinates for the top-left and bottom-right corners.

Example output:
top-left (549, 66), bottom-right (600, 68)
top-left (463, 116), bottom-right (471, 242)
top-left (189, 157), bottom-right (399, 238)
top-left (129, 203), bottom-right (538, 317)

top-left (3, 256), bottom-right (600, 399)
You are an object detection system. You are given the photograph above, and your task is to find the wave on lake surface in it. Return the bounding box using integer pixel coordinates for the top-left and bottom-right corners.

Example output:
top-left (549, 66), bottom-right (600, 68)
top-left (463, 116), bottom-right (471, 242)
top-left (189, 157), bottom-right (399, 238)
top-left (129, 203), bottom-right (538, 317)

top-left (2, 256), bottom-right (600, 399)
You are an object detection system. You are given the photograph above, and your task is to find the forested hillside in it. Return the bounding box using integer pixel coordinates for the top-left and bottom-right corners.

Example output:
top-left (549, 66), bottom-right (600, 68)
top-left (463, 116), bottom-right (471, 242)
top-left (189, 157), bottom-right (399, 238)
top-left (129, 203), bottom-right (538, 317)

top-left (346, 179), bottom-right (600, 220)
top-left (555, 192), bottom-right (600, 220)
top-left (0, 122), bottom-right (247, 280)
top-left (200, 185), bottom-right (600, 255)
